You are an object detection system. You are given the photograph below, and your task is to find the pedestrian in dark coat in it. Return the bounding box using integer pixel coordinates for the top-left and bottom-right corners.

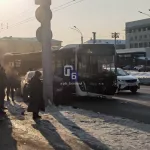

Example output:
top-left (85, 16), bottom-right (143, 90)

top-left (0, 66), bottom-right (7, 112)
top-left (27, 71), bottom-right (45, 120)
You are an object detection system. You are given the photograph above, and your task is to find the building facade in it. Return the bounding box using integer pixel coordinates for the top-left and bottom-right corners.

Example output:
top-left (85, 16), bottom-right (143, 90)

top-left (116, 48), bottom-right (150, 67)
top-left (85, 39), bottom-right (125, 49)
top-left (0, 37), bottom-right (62, 57)
top-left (126, 18), bottom-right (150, 49)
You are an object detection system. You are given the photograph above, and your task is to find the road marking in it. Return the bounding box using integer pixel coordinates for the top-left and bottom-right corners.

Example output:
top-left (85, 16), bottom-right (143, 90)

top-left (113, 96), bottom-right (150, 107)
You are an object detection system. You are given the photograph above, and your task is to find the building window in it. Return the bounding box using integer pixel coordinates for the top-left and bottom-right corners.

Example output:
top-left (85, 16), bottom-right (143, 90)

top-left (135, 36), bottom-right (137, 40)
top-left (139, 43), bottom-right (143, 48)
top-left (138, 28), bottom-right (142, 32)
top-left (139, 35), bottom-right (142, 40)
top-left (144, 42), bottom-right (148, 47)
top-left (143, 28), bottom-right (146, 31)
top-left (144, 35), bottom-right (147, 39)
top-left (134, 43), bottom-right (138, 48)
top-left (130, 43), bottom-right (134, 48)
top-left (130, 37), bottom-right (133, 41)
top-left (127, 29), bottom-right (132, 33)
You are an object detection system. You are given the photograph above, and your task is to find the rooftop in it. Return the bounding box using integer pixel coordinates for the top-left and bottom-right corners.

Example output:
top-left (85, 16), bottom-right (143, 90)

top-left (0, 37), bottom-right (62, 42)
top-left (126, 18), bottom-right (150, 28)
top-left (85, 39), bottom-right (125, 45)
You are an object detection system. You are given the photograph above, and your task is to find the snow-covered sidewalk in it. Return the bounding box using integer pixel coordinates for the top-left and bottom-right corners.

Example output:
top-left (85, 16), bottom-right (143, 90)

top-left (2, 98), bottom-right (150, 150)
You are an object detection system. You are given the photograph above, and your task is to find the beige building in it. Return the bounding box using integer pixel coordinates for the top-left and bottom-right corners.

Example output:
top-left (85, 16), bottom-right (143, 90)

top-left (0, 37), bottom-right (62, 57)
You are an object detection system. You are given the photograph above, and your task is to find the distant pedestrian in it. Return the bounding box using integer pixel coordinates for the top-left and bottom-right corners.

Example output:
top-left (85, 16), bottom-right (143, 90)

top-left (6, 67), bottom-right (18, 101)
top-left (27, 71), bottom-right (45, 120)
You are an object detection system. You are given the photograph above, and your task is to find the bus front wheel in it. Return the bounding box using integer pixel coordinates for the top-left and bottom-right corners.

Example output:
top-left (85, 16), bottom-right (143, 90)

top-left (130, 87), bottom-right (138, 94)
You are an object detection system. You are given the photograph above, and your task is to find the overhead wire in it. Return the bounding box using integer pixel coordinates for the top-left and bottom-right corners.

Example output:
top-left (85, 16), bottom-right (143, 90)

top-left (0, 0), bottom-right (85, 34)
top-left (0, 0), bottom-right (75, 23)
top-left (52, 0), bottom-right (76, 11)
top-left (0, 5), bottom-right (35, 23)
top-left (0, 0), bottom-right (77, 27)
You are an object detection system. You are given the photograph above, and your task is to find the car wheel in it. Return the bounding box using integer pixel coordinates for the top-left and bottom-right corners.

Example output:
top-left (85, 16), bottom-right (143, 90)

top-left (23, 85), bottom-right (29, 102)
top-left (130, 87), bottom-right (137, 94)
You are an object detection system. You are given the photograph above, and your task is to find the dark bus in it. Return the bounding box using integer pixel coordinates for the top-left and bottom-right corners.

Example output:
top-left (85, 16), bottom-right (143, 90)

top-left (54, 44), bottom-right (117, 98)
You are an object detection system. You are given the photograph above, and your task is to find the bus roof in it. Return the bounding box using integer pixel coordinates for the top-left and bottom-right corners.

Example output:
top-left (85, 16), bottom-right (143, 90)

top-left (60, 44), bottom-right (115, 56)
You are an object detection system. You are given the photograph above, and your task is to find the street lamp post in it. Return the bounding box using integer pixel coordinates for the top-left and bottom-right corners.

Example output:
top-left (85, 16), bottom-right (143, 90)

top-left (71, 26), bottom-right (83, 44)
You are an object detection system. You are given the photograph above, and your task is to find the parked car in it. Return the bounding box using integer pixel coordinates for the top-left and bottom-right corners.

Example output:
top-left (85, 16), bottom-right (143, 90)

top-left (108, 68), bottom-right (140, 94)
top-left (134, 65), bottom-right (143, 70)
top-left (138, 66), bottom-right (150, 72)
top-left (122, 65), bottom-right (133, 70)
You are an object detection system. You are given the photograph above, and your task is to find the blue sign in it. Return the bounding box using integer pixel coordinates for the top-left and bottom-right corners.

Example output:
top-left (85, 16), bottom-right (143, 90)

top-left (64, 65), bottom-right (78, 81)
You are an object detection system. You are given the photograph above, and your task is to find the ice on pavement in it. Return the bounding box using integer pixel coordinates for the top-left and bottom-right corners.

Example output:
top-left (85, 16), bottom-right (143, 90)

top-left (5, 100), bottom-right (150, 150)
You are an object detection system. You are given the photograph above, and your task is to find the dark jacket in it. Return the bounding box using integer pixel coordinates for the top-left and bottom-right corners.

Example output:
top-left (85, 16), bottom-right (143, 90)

top-left (0, 69), bottom-right (7, 89)
top-left (0, 69), bottom-right (7, 108)
top-left (27, 76), bottom-right (45, 113)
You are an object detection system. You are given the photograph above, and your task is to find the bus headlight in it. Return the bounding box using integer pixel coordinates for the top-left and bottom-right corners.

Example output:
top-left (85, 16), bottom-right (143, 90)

top-left (79, 82), bottom-right (86, 91)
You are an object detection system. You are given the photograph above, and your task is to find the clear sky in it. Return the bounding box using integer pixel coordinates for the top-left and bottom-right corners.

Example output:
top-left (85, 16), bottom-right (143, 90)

top-left (0, 0), bottom-right (150, 45)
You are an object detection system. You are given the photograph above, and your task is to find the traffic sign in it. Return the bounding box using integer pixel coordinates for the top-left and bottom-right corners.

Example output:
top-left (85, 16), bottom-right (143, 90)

top-left (35, 6), bottom-right (52, 23)
top-left (36, 27), bottom-right (53, 43)
top-left (36, 27), bottom-right (42, 42)
top-left (35, 0), bottom-right (51, 5)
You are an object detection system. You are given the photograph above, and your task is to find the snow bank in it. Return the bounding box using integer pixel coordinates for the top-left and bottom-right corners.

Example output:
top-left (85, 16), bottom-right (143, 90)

top-left (6, 99), bottom-right (150, 150)
top-left (45, 106), bottom-right (150, 150)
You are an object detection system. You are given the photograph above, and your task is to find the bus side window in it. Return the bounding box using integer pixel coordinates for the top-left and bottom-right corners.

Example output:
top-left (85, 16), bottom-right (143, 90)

top-left (55, 67), bottom-right (63, 78)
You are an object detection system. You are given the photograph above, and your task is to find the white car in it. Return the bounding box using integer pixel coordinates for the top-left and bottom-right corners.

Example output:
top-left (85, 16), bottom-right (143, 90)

top-left (110, 68), bottom-right (140, 93)
top-left (134, 65), bottom-right (143, 70)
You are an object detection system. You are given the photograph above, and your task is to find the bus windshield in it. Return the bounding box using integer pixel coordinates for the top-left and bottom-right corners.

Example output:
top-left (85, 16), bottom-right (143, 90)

top-left (77, 44), bottom-right (115, 76)
top-left (78, 55), bottom-right (114, 76)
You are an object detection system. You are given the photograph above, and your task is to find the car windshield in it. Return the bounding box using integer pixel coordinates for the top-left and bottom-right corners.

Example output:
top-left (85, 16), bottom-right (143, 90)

top-left (111, 68), bottom-right (128, 76)
top-left (27, 72), bottom-right (35, 79)
top-left (27, 71), bottom-right (43, 79)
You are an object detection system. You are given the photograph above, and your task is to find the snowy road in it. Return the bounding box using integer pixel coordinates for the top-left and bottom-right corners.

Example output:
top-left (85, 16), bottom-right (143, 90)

top-left (70, 86), bottom-right (150, 124)
top-left (1, 87), bottom-right (150, 150)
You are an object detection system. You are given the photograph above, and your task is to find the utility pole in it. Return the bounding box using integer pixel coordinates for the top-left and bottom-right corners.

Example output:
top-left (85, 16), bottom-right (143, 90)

top-left (81, 36), bottom-right (83, 44)
top-left (35, 0), bottom-right (53, 106)
top-left (92, 32), bottom-right (96, 44)
top-left (112, 32), bottom-right (119, 74)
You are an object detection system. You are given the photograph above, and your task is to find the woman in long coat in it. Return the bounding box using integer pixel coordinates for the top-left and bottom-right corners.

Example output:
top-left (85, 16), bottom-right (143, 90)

top-left (27, 71), bottom-right (45, 119)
